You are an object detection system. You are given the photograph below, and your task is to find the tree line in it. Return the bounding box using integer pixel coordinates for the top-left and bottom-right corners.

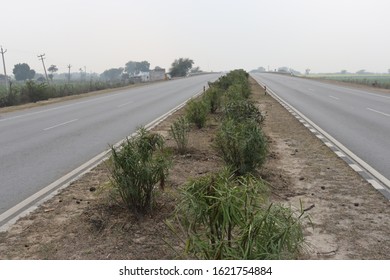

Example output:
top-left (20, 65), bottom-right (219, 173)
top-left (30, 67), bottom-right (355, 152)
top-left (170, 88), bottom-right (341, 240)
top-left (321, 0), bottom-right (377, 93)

top-left (6, 58), bottom-right (197, 83)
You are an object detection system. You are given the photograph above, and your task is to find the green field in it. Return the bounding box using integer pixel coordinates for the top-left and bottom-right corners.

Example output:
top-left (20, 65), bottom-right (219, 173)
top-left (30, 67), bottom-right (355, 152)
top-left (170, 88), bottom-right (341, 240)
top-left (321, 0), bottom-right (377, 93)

top-left (309, 74), bottom-right (390, 89)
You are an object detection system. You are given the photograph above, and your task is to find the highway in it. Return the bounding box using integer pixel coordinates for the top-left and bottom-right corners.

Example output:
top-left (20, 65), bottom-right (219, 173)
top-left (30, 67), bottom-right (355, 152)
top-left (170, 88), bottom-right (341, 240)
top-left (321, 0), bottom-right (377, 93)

top-left (251, 73), bottom-right (390, 195)
top-left (0, 74), bottom-right (220, 227)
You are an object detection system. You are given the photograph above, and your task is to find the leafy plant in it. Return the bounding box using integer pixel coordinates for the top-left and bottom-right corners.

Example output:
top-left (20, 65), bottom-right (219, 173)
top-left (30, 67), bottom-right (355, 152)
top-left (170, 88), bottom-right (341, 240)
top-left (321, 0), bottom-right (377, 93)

top-left (20, 80), bottom-right (49, 103)
top-left (109, 127), bottom-right (171, 214)
top-left (214, 118), bottom-right (267, 175)
top-left (169, 116), bottom-right (190, 154)
top-left (223, 99), bottom-right (264, 124)
top-left (185, 99), bottom-right (209, 129)
top-left (204, 87), bottom-right (223, 113)
top-left (169, 169), bottom-right (305, 260)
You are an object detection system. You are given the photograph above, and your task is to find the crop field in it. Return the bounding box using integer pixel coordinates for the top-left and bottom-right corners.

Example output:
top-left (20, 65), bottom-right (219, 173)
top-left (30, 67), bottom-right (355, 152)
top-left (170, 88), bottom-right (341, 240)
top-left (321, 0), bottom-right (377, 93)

top-left (0, 80), bottom-right (129, 108)
top-left (309, 74), bottom-right (390, 89)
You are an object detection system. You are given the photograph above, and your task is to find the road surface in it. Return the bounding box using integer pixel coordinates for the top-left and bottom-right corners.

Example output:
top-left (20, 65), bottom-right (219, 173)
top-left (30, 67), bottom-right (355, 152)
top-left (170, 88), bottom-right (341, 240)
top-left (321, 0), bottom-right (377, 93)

top-left (251, 73), bottom-right (390, 195)
top-left (0, 74), bottom-right (220, 227)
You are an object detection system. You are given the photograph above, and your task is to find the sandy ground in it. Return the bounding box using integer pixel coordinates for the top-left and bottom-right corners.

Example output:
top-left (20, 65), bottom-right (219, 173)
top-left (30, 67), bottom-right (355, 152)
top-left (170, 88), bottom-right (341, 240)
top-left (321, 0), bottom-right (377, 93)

top-left (0, 78), bottom-right (389, 259)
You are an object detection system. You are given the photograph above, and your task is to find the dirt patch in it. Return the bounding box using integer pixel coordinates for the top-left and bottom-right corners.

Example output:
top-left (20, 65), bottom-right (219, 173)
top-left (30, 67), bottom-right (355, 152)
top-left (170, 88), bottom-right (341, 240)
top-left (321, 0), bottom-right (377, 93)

top-left (0, 78), bottom-right (389, 259)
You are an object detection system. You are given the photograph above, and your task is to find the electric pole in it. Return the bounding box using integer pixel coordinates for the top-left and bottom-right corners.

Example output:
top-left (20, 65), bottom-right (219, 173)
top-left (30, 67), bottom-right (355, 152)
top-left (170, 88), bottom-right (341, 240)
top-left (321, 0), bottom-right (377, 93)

top-left (37, 54), bottom-right (49, 83)
top-left (67, 64), bottom-right (71, 83)
top-left (1, 46), bottom-right (9, 93)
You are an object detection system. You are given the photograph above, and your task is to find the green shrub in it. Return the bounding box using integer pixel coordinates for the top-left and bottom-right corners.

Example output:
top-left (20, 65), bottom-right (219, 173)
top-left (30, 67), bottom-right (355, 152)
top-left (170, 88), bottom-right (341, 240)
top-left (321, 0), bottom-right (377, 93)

top-left (110, 128), bottom-right (171, 214)
top-left (214, 119), bottom-right (267, 175)
top-left (185, 99), bottom-right (209, 129)
top-left (169, 116), bottom-right (190, 154)
top-left (20, 81), bottom-right (49, 103)
top-left (170, 169), bottom-right (305, 259)
top-left (204, 87), bottom-right (223, 113)
top-left (223, 99), bottom-right (264, 124)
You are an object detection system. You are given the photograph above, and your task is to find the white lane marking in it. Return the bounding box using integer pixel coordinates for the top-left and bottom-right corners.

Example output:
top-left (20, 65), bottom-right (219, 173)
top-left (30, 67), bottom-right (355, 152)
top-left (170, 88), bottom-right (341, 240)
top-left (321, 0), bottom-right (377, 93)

top-left (368, 179), bottom-right (385, 190)
top-left (0, 91), bottom-right (127, 123)
top-left (43, 119), bottom-right (78, 131)
top-left (350, 164), bottom-right (363, 172)
top-left (325, 142), bottom-right (334, 147)
top-left (329, 95), bottom-right (340, 100)
top-left (316, 135), bottom-right (324, 139)
top-left (117, 101), bottom-right (134, 108)
top-left (335, 151), bottom-right (345, 157)
top-left (367, 108), bottom-right (390, 117)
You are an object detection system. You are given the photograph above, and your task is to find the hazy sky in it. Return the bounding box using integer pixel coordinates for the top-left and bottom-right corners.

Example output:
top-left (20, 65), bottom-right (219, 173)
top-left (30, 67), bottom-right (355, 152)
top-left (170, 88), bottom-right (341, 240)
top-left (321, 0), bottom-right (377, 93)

top-left (1, 0), bottom-right (389, 75)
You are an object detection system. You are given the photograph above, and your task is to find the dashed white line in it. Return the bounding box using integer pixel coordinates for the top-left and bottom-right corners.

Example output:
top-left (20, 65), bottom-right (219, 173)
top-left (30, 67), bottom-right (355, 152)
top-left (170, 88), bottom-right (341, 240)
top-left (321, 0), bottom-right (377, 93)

top-left (335, 151), bottom-right (345, 157)
top-left (368, 179), bottom-right (385, 190)
top-left (325, 142), bottom-right (334, 148)
top-left (329, 95), bottom-right (340, 100)
top-left (43, 119), bottom-right (78, 131)
top-left (117, 101), bottom-right (134, 108)
top-left (350, 164), bottom-right (363, 172)
top-left (367, 108), bottom-right (390, 117)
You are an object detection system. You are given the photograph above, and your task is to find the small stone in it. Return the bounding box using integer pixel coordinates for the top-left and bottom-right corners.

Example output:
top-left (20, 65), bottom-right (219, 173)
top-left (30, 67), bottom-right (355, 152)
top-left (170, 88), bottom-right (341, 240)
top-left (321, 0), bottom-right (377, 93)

top-left (76, 200), bottom-right (80, 204)
top-left (321, 186), bottom-right (326, 190)
top-left (299, 177), bottom-right (305, 181)
top-left (89, 187), bottom-right (96, 192)
top-left (354, 202), bottom-right (359, 207)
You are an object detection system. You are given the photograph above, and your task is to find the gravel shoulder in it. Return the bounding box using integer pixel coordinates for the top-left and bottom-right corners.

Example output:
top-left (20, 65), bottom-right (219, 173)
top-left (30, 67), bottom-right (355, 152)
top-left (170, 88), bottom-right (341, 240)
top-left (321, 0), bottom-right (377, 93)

top-left (0, 78), bottom-right (389, 259)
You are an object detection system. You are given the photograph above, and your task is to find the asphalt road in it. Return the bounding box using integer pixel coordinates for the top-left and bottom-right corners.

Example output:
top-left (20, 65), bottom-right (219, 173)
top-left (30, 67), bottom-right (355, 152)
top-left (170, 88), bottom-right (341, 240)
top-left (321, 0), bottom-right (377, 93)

top-left (251, 73), bottom-right (390, 190)
top-left (0, 74), bottom-right (220, 225)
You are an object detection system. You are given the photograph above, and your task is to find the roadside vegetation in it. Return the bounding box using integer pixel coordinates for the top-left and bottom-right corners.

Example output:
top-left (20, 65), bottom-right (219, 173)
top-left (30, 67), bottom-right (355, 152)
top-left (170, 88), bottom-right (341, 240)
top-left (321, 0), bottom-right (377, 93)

top-left (0, 57), bottom-right (201, 108)
top-left (0, 80), bottom-right (127, 107)
top-left (108, 69), bottom-right (308, 259)
top-left (309, 73), bottom-right (390, 89)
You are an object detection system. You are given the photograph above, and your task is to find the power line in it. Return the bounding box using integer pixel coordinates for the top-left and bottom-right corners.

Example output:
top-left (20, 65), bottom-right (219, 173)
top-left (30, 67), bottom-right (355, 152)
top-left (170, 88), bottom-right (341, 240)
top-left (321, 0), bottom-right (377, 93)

top-left (37, 54), bottom-right (49, 83)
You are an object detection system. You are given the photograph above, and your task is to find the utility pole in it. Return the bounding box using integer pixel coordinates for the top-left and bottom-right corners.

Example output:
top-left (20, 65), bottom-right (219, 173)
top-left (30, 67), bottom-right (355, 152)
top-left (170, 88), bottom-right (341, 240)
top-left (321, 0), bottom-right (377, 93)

top-left (67, 64), bottom-right (71, 83)
top-left (37, 54), bottom-right (49, 83)
top-left (1, 46), bottom-right (9, 93)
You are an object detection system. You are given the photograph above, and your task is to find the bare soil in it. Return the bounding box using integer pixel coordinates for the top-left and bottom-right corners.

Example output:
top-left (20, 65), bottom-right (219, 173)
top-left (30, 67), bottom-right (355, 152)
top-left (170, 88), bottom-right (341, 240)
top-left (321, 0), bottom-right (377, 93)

top-left (0, 78), bottom-right (389, 259)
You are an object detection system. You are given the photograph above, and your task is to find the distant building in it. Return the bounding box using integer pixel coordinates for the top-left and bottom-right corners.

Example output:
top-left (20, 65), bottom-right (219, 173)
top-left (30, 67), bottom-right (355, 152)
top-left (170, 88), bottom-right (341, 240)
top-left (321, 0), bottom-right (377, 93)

top-left (149, 68), bottom-right (166, 81)
top-left (137, 71), bottom-right (150, 82)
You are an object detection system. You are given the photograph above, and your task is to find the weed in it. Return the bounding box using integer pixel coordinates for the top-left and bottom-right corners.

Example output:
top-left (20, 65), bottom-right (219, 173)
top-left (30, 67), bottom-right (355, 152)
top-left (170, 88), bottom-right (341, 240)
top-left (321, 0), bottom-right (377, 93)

top-left (169, 116), bottom-right (190, 154)
top-left (185, 99), bottom-right (209, 129)
top-left (214, 119), bottom-right (267, 175)
top-left (109, 128), bottom-right (171, 215)
top-left (170, 169), bottom-right (305, 259)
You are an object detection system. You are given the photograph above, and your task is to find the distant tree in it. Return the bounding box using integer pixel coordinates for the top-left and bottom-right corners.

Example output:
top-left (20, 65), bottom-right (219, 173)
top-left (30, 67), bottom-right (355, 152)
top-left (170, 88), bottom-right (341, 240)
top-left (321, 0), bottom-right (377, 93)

top-left (191, 66), bottom-right (202, 73)
top-left (125, 61), bottom-right (150, 76)
top-left (47, 65), bottom-right (58, 81)
top-left (169, 58), bottom-right (194, 77)
top-left (305, 69), bottom-right (311, 75)
top-left (100, 67), bottom-right (124, 81)
top-left (13, 63), bottom-right (36, 81)
top-left (340, 70), bottom-right (347, 74)
top-left (356, 69), bottom-right (367, 74)
top-left (388, 69), bottom-right (390, 74)
top-left (278, 67), bottom-right (290, 73)
top-left (137, 61), bottom-right (150, 73)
